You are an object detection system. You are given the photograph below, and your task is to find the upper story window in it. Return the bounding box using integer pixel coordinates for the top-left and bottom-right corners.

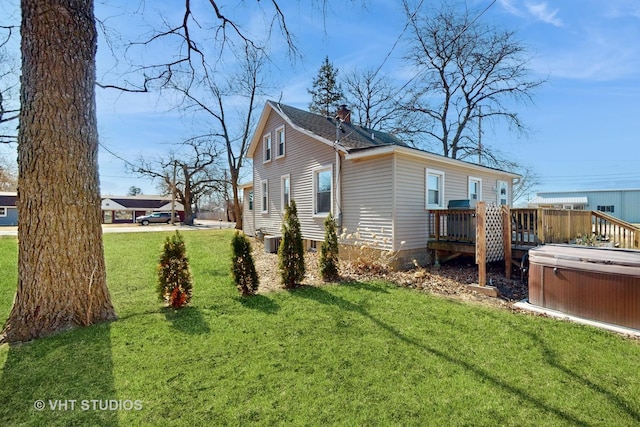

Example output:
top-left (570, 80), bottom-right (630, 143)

top-left (276, 126), bottom-right (285, 158)
top-left (313, 166), bottom-right (332, 216)
top-left (468, 177), bottom-right (482, 201)
top-left (426, 169), bottom-right (445, 208)
top-left (263, 133), bottom-right (272, 163)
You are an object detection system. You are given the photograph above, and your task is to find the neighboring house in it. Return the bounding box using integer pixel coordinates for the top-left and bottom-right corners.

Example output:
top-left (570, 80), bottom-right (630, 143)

top-left (243, 101), bottom-right (520, 267)
top-left (0, 192), bottom-right (18, 226)
top-left (101, 196), bottom-right (185, 224)
top-left (0, 193), bottom-right (185, 225)
top-left (529, 189), bottom-right (640, 223)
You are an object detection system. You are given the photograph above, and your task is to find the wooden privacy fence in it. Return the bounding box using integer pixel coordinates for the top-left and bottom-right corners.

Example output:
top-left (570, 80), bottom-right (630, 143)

top-left (428, 205), bottom-right (640, 287)
top-left (511, 208), bottom-right (639, 249)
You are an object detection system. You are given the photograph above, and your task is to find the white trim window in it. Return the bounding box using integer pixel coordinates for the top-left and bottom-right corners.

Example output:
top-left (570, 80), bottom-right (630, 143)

top-left (468, 176), bottom-right (482, 202)
top-left (313, 165), bottom-right (333, 216)
top-left (281, 174), bottom-right (291, 212)
top-left (497, 180), bottom-right (509, 206)
top-left (248, 191), bottom-right (253, 211)
top-left (426, 169), bottom-right (445, 208)
top-left (0, 207), bottom-right (6, 217)
top-left (261, 179), bottom-right (269, 213)
top-left (276, 125), bottom-right (285, 158)
top-left (263, 133), bottom-right (272, 163)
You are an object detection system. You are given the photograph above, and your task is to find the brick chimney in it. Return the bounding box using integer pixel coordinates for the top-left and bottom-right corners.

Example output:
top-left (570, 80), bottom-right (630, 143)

top-left (336, 104), bottom-right (351, 123)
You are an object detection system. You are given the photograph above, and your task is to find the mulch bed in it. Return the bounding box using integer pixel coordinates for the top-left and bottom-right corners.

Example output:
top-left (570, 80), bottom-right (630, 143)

top-left (251, 239), bottom-right (528, 311)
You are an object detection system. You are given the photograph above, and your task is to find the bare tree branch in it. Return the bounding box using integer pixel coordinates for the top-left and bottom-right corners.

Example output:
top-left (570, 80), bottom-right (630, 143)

top-left (401, 1), bottom-right (545, 162)
top-left (166, 44), bottom-right (268, 229)
top-left (0, 24), bottom-right (18, 143)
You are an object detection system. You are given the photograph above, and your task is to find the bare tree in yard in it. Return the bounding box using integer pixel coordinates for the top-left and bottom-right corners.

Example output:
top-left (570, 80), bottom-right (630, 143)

top-left (1, 0), bottom-right (116, 343)
top-left (170, 45), bottom-right (268, 231)
top-left (402, 1), bottom-right (545, 162)
top-left (132, 138), bottom-right (225, 226)
top-left (343, 68), bottom-right (403, 131)
top-left (0, 156), bottom-right (17, 191)
top-left (0, 0), bottom-right (363, 342)
top-left (0, 24), bottom-right (19, 144)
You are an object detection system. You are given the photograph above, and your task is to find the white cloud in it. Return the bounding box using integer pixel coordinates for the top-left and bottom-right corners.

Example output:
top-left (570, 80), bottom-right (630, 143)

top-left (526, 2), bottom-right (563, 26)
top-left (498, 0), bottom-right (521, 16)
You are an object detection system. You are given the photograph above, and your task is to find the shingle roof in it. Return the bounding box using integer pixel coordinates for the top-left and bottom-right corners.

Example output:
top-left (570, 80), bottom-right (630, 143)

top-left (528, 196), bottom-right (588, 205)
top-left (0, 193), bottom-right (16, 206)
top-left (107, 197), bottom-right (172, 209)
top-left (270, 101), bottom-right (407, 151)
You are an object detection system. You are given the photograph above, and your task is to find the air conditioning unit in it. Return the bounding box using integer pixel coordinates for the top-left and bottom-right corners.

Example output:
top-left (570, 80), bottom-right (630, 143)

top-left (264, 235), bottom-right (281, 253)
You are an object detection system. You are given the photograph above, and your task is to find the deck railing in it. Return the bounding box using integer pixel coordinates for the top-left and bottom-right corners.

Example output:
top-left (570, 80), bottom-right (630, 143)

top-left (592, 210), bottom-right (640, 249)
top-left (428, 208), bottom-right (640, 250)
top-left (427, 209), bottom-right (476, 244)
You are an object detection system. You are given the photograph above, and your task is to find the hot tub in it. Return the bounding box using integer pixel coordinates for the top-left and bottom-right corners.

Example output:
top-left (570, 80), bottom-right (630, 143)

top-left (528, 244), bottom-right (640, 330)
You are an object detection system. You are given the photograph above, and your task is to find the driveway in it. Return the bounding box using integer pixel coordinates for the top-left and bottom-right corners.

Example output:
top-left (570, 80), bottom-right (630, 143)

top-left (0, 220), bottom-right (236, 236)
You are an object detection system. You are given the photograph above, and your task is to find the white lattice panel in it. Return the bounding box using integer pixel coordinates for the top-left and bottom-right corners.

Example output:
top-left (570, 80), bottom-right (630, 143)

top-left (485, 203), bottom-right (504, 262)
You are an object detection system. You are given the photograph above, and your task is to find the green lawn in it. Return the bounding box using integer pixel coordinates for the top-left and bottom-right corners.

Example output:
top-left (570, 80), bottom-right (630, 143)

top-left (1, 230), bottom-right (639, 426)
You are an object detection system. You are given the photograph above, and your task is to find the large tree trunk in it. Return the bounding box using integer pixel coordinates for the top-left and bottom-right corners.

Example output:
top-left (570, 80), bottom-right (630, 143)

top-left (1, 0), bottom-right (116, 343)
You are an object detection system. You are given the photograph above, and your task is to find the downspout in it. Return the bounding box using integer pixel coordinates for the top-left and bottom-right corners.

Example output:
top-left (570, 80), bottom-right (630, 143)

top-left (334, 121), bottom-right (342, 227)
top-left (335, 149), bottom-right (342, 226)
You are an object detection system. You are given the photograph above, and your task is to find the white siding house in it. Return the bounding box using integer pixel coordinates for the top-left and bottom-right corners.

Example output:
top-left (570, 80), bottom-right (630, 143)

top-left (244, 101), bottom-right (520, 267)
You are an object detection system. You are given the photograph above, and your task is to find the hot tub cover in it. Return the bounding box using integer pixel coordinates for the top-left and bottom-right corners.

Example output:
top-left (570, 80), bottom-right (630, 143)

top-left (529, 244), bottom-right (640, 278)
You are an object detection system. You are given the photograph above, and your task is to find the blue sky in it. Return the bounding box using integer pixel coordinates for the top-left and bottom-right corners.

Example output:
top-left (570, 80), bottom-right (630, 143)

top-left (2, 0), bottom-right (639, 201)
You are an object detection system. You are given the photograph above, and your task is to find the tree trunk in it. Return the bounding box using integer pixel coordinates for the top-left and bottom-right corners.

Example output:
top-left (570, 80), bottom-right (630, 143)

top-left (1, 0), bottom-right (116, 343)
top-left (231, 168), bottom-right (243, 230)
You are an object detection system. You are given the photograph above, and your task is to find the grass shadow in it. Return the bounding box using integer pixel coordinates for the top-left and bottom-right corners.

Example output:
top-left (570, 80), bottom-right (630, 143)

top-left (510, 317), bottom-right (640, 424)
top-left (163, 306), bottom-right (211, 334)
top-left (0, 322), bottom-right (118, 426)
top-left (338, 280), bottom-right (391, 293)
top-left (237, 294), bottom-right (280, 314)
top-left (290, 285), bottom-right (597, 427)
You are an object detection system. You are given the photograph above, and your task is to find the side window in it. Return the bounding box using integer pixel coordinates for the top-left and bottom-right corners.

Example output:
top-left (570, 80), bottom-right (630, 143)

top-left (314, 166), bottom-right (332, 215)
top-left (281, 174), bottom-right (291, 212)
top-left (261, 180), bottom-right (269, 213)
top-left (0, 207), bottom-right (6, 217)
top-left (426, 169), bottom-right (445, 208)
top-left (497, 180), bottom-right (509, 206)
top-left (263, 133), bottom-right (272, 163)
top-left (276, 126), bottom-right (285, 158)
top-left (248, 191), bottom-right (253, 211)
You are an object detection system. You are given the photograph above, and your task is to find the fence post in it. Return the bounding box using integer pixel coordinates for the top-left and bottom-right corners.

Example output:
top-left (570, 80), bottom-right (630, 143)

top-left (476, 201), bottom-right (486, 287)
top-left (502, 205), bottom-right (512, 280)
top-left (536, 208), bottom-right (544, 244)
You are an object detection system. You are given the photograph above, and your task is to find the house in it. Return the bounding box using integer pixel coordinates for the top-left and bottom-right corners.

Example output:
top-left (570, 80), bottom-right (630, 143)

top-left (243, 101), bottom-right (520, 267)
top-left (101, 196), bottom-right (185, 224)
top-left (529, 189), bottom-right (640, 224)
top-left (0, 192), bottom-right (18, 226)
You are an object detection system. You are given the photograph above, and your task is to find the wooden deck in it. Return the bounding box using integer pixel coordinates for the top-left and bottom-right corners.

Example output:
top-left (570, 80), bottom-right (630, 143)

top-left (427, 207), bottom-right (640, 275)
